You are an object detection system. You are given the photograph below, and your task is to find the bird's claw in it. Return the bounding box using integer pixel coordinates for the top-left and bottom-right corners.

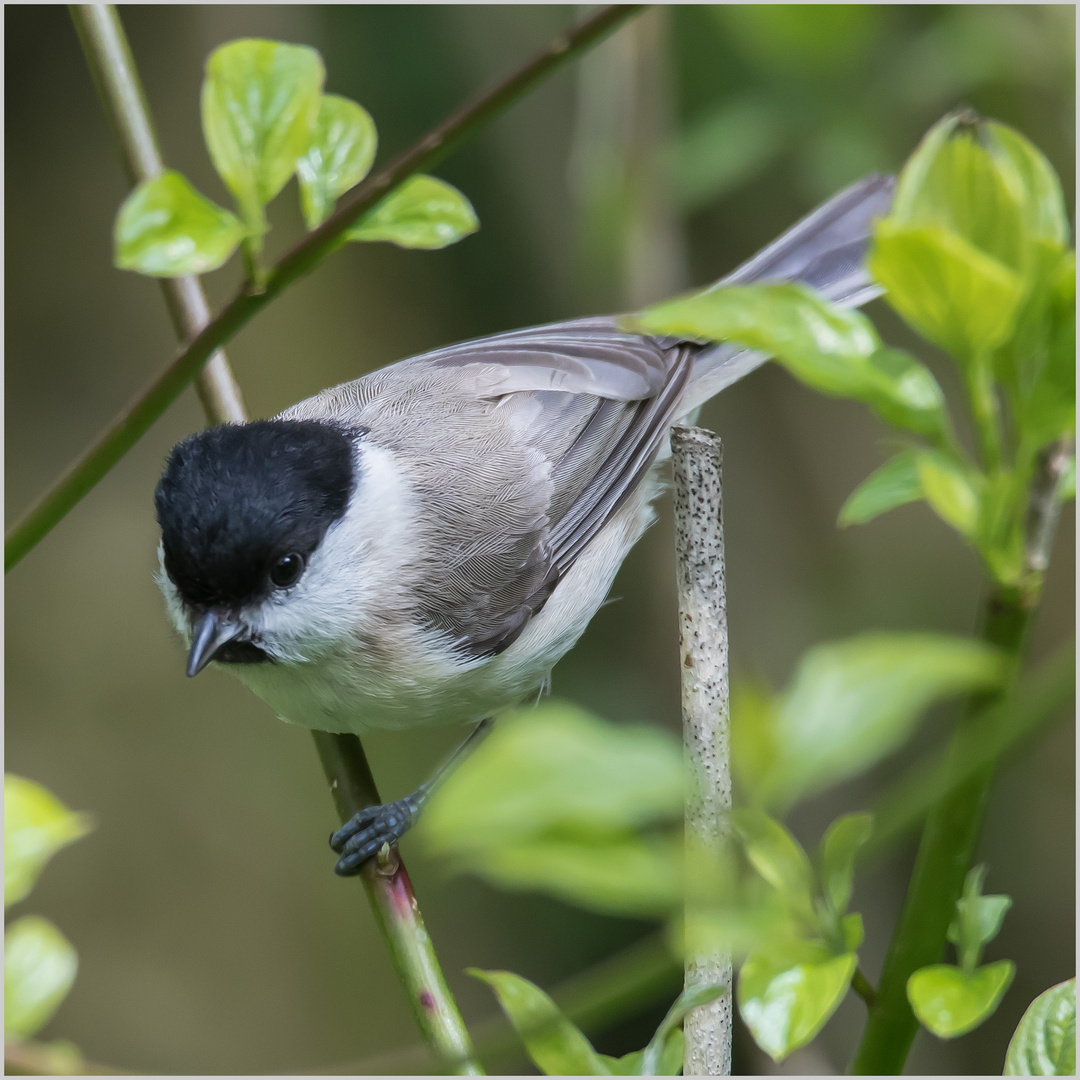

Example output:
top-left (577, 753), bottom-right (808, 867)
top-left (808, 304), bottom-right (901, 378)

top-left (329, 796), bottom-right (420, 875)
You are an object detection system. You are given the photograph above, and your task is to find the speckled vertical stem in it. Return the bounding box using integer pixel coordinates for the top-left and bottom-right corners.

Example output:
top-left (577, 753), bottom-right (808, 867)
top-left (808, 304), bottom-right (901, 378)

top-left (671, 425), bottom-right (732, 1076)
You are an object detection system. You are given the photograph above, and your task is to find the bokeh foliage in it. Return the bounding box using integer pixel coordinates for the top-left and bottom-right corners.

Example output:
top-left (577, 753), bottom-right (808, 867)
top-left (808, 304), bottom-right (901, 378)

top-left (6, 5), bottom-right (1073, 1075)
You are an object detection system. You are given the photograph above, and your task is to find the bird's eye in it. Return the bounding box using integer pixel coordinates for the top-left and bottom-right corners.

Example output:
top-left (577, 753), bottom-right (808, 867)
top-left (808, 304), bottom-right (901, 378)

top-left (270, 552), bottom-right (305, 588)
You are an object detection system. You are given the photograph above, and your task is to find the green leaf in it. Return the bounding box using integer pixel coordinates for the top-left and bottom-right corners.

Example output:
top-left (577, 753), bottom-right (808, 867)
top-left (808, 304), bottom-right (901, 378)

top-left (630, 283), bottom-right (950, 440)
top-left (738, 945), bottom-right (857, 1062)
top-left (1020, 250), bottom-right (1077, 444)
top-left (838, 450), bottom-right (923, 527)
top-left (114, 170), bottom-right (245, 278)
top-left (731, 809), bottom-right (816, 924)
top-left (296, 94), bottom-right (377, 229)
top-left (984, 122), bottom-right (1070, 253)
top-left (455, 833), bottom-right (682, 917)
top-left (1004, 978), bottom-right (1076, 1075)
top-left (887, 113), bottom-right (1027, 274)
top-left (417, 702), bottom-right (683, 916)
top-left (947, 865), bottom-right (1012, 972)
top-left (871, 220), bottom-right (1026, 362)
top-left (5, 775), bottom-right (92, 909)
top-left (468, 969), bottom-right (611, 1075)
top-left (654, 1028), bottom-right (685, 1076)
top-left (753, 633), bottom-right (1003, 810)
top-left (907, 960), bottom-right (1015, 1039)
top-left (598, 1051), bottom-right (642, 1075)
top-left (640, 983), bottom-right (728, 1075)
top-left (840, 912), bottom-right (865, 953)
top-left (819, 813), bottom-right (873, 916)
top-left (914, 448), bottom-right (981, 538)
top-left (419, 702), bottom-right (683, 849)
top-left (201, 39), bottom-right (324, 234)
top-left (4, 916), bottom-right (78, 1040)
top-left (347, 174), bottom-right (478, 249)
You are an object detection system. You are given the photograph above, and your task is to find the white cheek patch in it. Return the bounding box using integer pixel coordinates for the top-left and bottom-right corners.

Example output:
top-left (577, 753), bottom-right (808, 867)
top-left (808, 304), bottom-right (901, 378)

top-left (249, 444), bottom-right (418, 662)
top-left (155, 541), bottom-right (191, 643)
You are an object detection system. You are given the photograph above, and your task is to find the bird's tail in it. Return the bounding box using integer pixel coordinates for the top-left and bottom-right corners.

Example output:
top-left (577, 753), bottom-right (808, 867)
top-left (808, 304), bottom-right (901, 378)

top-left (679, 172), bottom-right (896, 415)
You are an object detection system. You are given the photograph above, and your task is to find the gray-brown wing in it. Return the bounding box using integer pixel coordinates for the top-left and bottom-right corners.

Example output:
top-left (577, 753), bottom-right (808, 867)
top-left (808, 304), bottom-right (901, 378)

top-left (403, 326), bottom-right (695, 658)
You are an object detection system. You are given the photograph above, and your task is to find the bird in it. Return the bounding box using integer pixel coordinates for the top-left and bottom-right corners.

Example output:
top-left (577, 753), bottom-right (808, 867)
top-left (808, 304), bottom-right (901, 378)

top-left (154, 173), bottom-right (895, 875)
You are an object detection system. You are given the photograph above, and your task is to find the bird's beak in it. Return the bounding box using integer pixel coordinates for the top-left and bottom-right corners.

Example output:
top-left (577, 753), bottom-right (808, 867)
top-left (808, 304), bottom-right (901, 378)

top-left (187, 611), bottom-right (246, 677)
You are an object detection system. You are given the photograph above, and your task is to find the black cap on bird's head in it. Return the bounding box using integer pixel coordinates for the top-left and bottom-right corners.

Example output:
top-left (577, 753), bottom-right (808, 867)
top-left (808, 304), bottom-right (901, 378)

top-left (155, 419), bottom-right (358, 674)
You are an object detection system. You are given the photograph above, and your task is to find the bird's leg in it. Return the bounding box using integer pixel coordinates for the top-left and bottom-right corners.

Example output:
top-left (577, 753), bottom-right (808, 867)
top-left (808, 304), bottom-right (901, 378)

top-left (329, 717), bottom-right (493, 876)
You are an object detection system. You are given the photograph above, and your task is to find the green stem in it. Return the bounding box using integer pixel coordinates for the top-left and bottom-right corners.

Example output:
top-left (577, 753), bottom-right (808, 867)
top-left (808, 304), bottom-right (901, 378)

top-left (851, 968), bottom-right (877, 1009)
top-left (966, 356), bottom-right (1003, 474)
top-left (850, 586), bottom-right (1035, 1074)
top-left (69, 8), bottom-right (482, 1072)
top-left (313, 733), bottom-right (482, 1074)
top-left (5, 3), bottom-right (646, 573)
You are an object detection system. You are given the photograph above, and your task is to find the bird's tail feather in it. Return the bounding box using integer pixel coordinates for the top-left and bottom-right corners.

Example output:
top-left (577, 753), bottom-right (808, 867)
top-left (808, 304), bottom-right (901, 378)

top-left (680, 172), bottom-right (895, 415)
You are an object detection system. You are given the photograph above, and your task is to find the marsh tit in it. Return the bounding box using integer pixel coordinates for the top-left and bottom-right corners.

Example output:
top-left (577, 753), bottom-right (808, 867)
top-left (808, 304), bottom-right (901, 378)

top-left (155, 174), bottom-right (894, 874)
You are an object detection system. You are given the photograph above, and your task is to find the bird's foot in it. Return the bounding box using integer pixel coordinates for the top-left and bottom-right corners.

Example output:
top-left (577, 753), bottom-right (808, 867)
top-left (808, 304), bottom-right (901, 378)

top-left (329, 793), bottom-right (424, 876)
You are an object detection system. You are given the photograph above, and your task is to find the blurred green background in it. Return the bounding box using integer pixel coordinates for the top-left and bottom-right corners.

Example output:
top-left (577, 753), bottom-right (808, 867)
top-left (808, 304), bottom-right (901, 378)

top-left (5, 4), bottom-right (1074, 1074)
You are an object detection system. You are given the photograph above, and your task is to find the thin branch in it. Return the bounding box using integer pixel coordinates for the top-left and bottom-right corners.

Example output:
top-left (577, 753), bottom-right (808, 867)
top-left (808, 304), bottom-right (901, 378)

top-left (69, 4), bottom-right (245, 425)
top-left (672, 426), bottom-right (733, 1077)
top-left (67, 7), bottom-right (487, 1072)
top-left (314, 928), bottom-right (681, 1074)
top-left (5, 3), bottom-right (647, 572)
top-left (1024, 435), bottom-right (1074, 578)
top-left (851, 968), bottom-right (877, 1009)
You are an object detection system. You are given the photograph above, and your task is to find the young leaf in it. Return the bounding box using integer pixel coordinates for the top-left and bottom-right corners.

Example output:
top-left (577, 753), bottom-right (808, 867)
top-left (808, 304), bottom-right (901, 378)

top-left (114, 171), bottom-right (245, 277)
top-left (629, 283), bottom-right (950, 440)
top-left (914, 448), bottom-right (981, 539)
top-left (985, 122), bottom-right (1070, 253)
top-left (201, 39), bottom-right (324, 233)
top-left (5, 775), bottom-right (92, 909)
top-left (907, 960), bottom-right (1015, 1039)
top-left (468, 968), bottom-right (612, 1075)
top-left (4, 916), bottom-right (78, 1040)
top-left (754, 633), bottom-right (1003, 810)
top-left (838, 450), bottom-right (923, 527)
top-left (737, 945), bottom-right (857, 1062)
top-left (639, 982), bottom-right (728, 1076)
top-left (887, 113), bottom-right (1026, 274)
top-left (819, 813), bottom-right (873, 916)
top-left (731, 809), bottom-right (816, 924)
top-left (871, 220), bottom-right (1026, 362)
top-left (1020, 250), bottom-right (1077, 445)
top-left (296, 94), bottom-right (377, 230)
top-left (1004, 978), bottom-right (1076, 1076)
top-left (946, 865), bottom-right (1012, 973)
top-left (347, 174), bottom-right (478, 249)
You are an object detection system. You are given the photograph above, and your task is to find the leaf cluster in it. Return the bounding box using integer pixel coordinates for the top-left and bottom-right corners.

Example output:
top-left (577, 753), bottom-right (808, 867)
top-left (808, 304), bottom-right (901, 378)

top-left (4, 775), bottom-right (92, 1046)
top-left (906, 865), bottom-right (1015, 1039)
top-left (115, 39), bottom-right (477, 283)
top-left (632, 111), bottom-right (1075, 598)
top-left (418, 629), bottom-right (1016, 1064)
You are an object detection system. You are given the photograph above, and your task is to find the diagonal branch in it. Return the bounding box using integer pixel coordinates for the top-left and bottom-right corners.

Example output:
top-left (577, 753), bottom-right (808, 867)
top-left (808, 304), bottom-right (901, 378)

top-left (5, 3), bottom-right (646, 572)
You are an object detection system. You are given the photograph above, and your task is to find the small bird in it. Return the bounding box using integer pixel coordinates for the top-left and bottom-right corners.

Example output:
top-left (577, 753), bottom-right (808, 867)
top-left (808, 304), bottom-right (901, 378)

top-left (155, 174), bottom-right (894, 874)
